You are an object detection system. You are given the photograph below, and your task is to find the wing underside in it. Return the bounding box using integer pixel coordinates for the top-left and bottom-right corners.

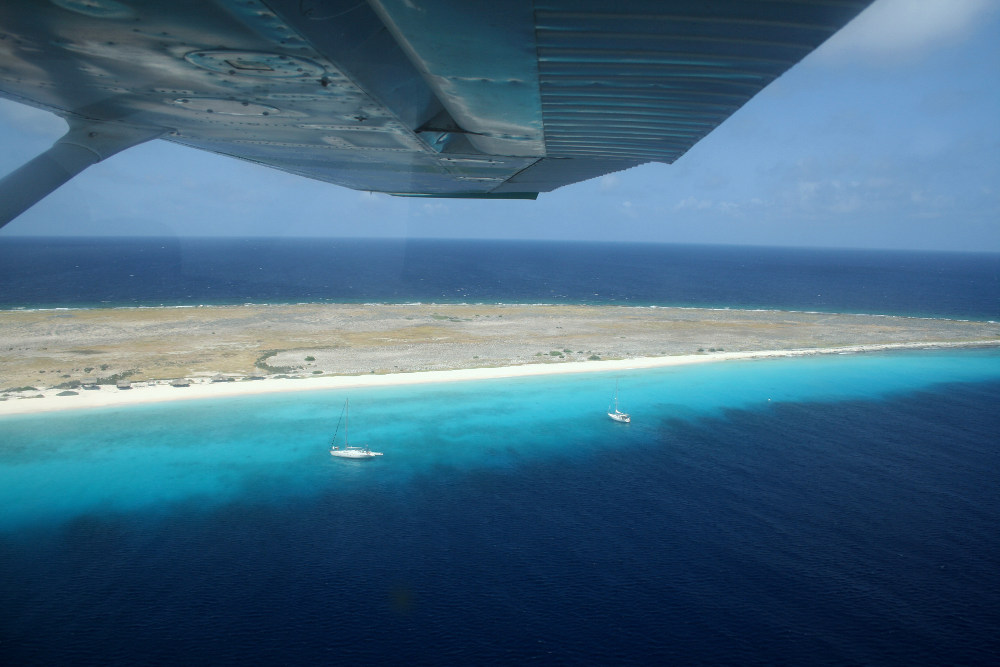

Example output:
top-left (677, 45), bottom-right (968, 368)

top-left (0, 0), bottom-right (871, 221)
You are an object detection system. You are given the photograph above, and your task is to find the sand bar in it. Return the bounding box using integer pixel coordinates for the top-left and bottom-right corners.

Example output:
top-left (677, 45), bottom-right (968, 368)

top-left (2, 303), bottom-right (997, 416)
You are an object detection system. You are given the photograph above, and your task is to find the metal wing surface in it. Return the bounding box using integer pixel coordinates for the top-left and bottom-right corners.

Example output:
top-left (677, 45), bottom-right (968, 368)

top-left (0, 0), bottom-right (872, 226)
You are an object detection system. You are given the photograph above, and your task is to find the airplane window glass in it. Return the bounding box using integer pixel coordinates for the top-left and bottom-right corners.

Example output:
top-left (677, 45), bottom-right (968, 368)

top-left (2, 2), bottom-right (999, 663)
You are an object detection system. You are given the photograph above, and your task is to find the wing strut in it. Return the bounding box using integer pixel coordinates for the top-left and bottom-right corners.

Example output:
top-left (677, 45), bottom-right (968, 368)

top-left (0, 119), bottom-right (163, 230)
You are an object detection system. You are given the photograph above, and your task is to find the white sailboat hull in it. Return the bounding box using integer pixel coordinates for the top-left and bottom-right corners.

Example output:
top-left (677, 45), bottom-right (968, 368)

top-left (330, 446), bottom-right (383, 459)
top-left (608, 380), bottom-right (630, 423)
top-left (330, 398), bottom-right (382, 458)
top-left (608, 410), bottom-right (631, 423)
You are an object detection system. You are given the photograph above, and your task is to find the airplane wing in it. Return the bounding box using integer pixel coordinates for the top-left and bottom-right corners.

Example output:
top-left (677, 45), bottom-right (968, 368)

top-left (0, 0), bottom-right (872, 227)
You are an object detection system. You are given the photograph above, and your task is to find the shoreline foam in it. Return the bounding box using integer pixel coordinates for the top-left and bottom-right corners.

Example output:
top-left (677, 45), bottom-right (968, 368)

top-left (4, 300), bottom-right (997, 324)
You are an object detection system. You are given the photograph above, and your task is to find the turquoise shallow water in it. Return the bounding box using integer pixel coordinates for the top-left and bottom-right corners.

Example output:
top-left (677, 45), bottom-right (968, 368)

top-left (3, 348), bottom-right (1000, 664)
top-left (5, 238), bottom-right (999, 663)
top-left (3, 348), bottom-right (999, 533)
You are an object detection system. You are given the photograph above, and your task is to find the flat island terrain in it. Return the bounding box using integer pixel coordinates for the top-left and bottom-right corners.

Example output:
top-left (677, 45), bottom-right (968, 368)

top-left (1, 303), bottom-right (997, 414)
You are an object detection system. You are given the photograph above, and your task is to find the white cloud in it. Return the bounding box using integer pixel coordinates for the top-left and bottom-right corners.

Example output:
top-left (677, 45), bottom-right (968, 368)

top-left (599, 174), bottom-right (620, 191)
top-left (797, 181), bottom-right (820, 201)
top-left (674, 197), bottom-right (718, 211)
top-left (816, 0), bottom-right (996, 62)
top-left (421, 202), bottom-right (447, 215)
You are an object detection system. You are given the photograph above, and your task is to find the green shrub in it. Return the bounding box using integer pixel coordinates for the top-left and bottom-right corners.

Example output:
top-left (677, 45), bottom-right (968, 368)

top-left (255, 350), bottom-right (296, 374)
top-left (97, 369), bottom-right (138, 385)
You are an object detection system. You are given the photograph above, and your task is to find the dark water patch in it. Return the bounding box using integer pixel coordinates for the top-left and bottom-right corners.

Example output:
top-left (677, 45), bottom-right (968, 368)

top-left (2, 381), bottom-right (999, 664)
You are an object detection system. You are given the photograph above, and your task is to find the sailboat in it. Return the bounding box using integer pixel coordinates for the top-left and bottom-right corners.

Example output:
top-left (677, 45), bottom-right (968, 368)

top-left (330, 398), bottom-right (383, 459)
top-left (607, 380), bottom-right (631, 423)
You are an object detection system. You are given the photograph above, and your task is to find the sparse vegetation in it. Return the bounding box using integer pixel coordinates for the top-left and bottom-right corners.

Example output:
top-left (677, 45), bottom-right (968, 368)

top-left (97, 370), bottom-right (138, 385)
top-left (2, 304), bottom-right (993, 396)
top-left (255, 350), bottom-right (296, 374)
top-left (304, 356), bottom-right (315, 362)
top-left (56, 390), bottom-right (78, 396)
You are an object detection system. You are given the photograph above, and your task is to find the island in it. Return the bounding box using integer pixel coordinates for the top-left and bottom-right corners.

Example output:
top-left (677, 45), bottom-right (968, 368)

top-left (1, 303), bottom-right (997, 415)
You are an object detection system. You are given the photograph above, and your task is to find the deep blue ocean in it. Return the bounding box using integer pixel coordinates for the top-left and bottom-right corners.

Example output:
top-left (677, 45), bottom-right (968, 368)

top-left (2, 238), bottom-right (1000, 665)
top-left (1, 237), bottom-right (998, 318)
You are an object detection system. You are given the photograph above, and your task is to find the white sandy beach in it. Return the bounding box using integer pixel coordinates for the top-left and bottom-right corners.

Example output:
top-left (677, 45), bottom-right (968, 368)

top-left (3, 303), bottom-right (998, 416)
top-left (1, 340), bottom-right (992, 416)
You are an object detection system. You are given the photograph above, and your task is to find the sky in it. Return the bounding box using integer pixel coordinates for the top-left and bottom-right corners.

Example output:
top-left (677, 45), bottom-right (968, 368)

top-left (0, 0), bottom-right (998, 251)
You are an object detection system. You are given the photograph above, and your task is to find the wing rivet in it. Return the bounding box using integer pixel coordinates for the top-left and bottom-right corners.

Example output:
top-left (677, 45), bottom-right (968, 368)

top-left (184, 51), bottom-right (324, 78)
